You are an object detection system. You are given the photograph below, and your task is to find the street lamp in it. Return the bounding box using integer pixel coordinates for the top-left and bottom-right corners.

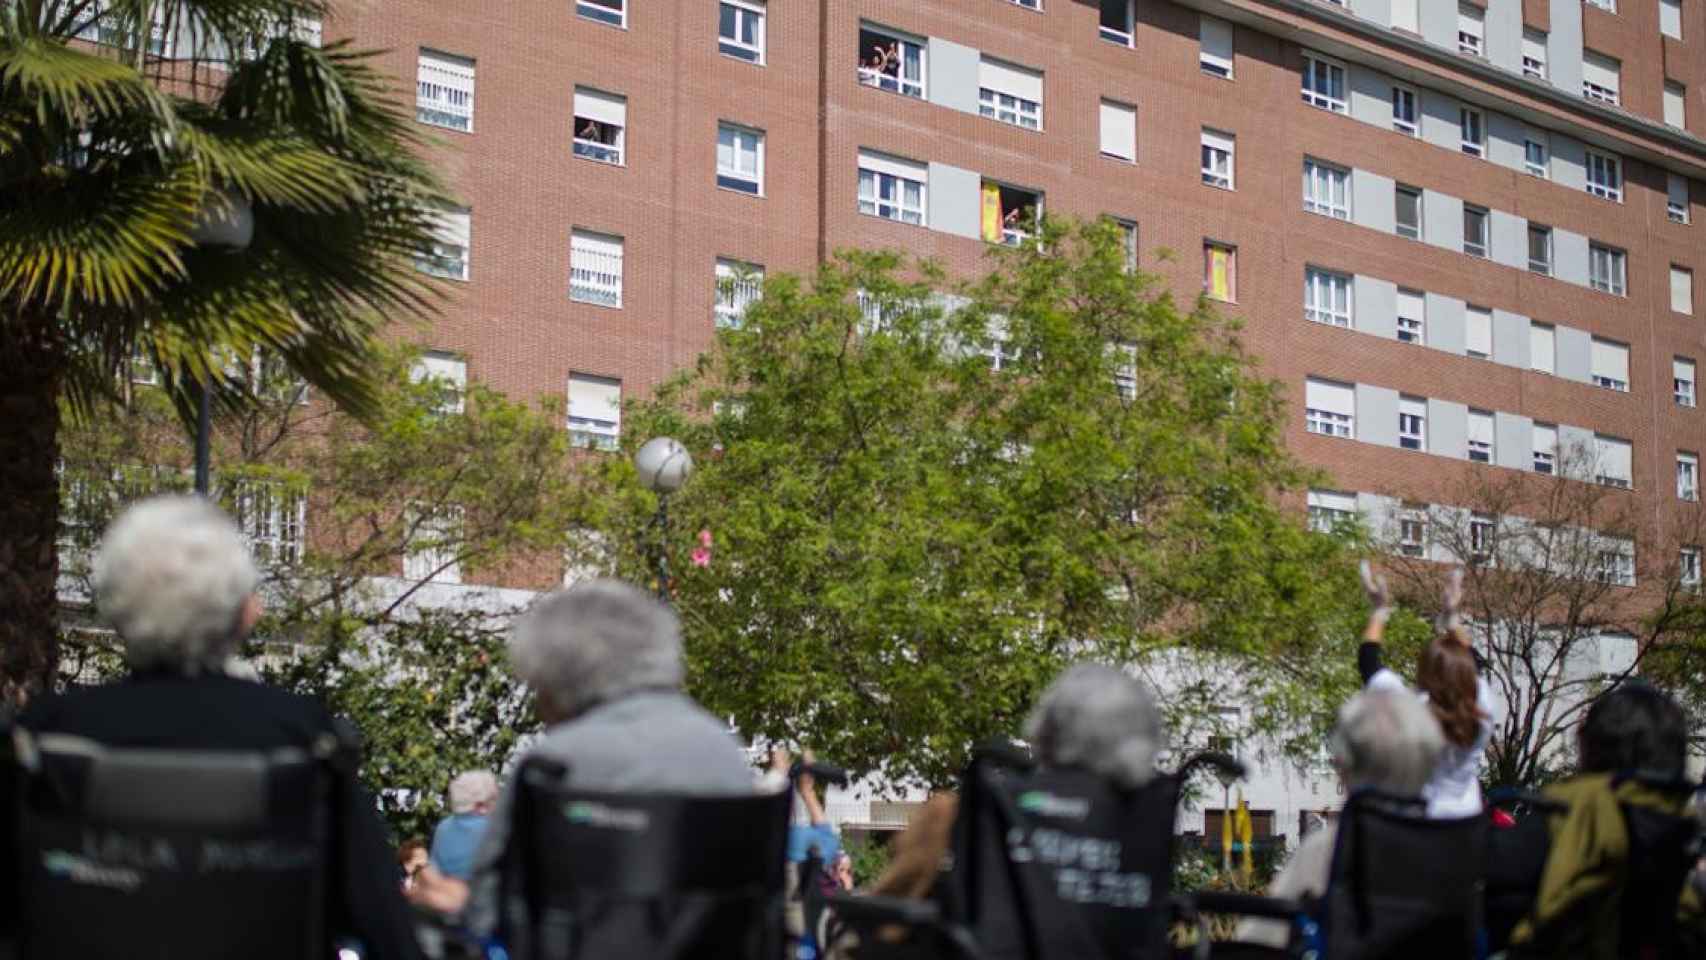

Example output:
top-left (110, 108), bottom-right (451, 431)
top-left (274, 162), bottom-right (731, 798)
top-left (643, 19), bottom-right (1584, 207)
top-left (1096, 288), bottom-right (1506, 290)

top-left (634, 437), bottom-right (693, 602)
top-left (187, 192), bottom-right (255, 496)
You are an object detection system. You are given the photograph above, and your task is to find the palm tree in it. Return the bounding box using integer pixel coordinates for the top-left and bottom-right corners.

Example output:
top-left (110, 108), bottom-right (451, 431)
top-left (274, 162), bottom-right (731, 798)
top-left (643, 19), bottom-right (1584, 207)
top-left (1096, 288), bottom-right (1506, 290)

top-left (0, 1), bottom-right (449, 702)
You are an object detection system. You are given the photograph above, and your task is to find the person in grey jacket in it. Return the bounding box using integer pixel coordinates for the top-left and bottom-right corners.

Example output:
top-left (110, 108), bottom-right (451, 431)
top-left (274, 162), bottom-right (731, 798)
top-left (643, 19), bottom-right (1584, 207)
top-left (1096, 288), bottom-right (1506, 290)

top-left (406, 579), bottom-right (760, 933)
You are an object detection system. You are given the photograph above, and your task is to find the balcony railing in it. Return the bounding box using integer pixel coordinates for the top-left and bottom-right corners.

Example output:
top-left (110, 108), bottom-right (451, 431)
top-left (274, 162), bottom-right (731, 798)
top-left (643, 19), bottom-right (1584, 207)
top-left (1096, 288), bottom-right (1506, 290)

top-left (571, 248), bottom-right (624, 307)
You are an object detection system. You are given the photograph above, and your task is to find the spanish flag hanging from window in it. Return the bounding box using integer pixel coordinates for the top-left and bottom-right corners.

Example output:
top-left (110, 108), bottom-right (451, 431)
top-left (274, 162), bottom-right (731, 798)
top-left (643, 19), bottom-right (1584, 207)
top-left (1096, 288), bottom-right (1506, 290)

top-left (1207, 245), bottom-right (1233, 301)
top-left (981, 182), bottom-right (1003, 243)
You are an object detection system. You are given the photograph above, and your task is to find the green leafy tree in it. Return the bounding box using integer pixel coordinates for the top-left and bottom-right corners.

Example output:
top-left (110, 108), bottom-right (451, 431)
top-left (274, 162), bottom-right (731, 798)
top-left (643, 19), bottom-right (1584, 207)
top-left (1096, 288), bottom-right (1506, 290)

top-left (1, 0), bottom-right (449, 702)
top-left (581, 219), bottom-right (1369, 786)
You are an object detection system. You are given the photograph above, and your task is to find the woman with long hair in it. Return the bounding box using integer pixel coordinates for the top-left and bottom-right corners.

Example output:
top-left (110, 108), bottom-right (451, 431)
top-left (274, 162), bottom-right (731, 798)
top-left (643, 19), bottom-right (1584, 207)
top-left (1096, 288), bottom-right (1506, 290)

top-left (1357, 561), bottom-right (1497, 817)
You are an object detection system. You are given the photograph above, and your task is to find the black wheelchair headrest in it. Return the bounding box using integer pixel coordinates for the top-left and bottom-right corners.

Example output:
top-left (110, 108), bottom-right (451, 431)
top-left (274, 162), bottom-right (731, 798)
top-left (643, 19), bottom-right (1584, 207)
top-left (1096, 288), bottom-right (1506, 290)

top-left (1175, 751), bottom-right (1246, 786)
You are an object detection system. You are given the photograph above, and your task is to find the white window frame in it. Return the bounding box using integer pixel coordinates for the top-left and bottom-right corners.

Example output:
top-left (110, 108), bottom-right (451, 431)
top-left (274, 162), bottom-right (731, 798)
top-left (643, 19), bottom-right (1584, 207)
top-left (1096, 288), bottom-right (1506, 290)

top-left (716, 122), bottom-right (765, 195)
top-left (404, 504), bottom-right (463, 584)
top-left (1533, 423), bottom-right (1558, 474)
top-left (1395, 185), bottom-right (1422, 239)
top-left (1679, 452), bottom-right (1699, 501)
top-left (1668, 173), bottom-right (1691, 224)
top-left (567, 373), bottom-right (622, 451)
top-left (573, 87), bottom-right (626, 166)
top-left (410, 351), bottom-right (468, 415)
top-left (1585, 0), bottom-right (1616, 11)
top-left (1597, 542), bottom-right (1635, 587)
top-left (1304, 378), bottom-right (1355, 439)
top-left (1199, 14), bottom-right (1233, 77)
top-left (1457, 4), bottom-right (1485, 58)
top-left (1590, 243), bottom-right (1627, 296)
top-left (1586, 150), bottom-right (1622, 202)
top-left (1307, 490), bottom-right (1358, 533)
top-left (1398, 514), bottom-right (1427, 557)
top-left (1463, 204), bottom-right (1489, 258)
top-left (577, 0), bottom-right (626, 28)
top-left (1676, 357), bottom-right (1697, 407)
top-left (1303, 158), bottom-right (1351, 220)
top-left (1301, 52), bottom-right (1347, 113)
top-left (1470, 514), bottom-right (1496, 562)
top-left (415, 207), bottom-right (471, 282)
top-left (1528, 224), bottom-right (1553, 275)
top-left (569, 228), bottom-right (624, 308)
top-left (718, 0), bottom-right (766, 64)
top-left (1304, 267), bottom-right (1352, 328)
top-left (857, 150), bottom-right (927, 225)
top-left (1591, 336), bottom-right (1630, 391)
top-left (1201, 128), bottom-right (1234, 189)
top-left (231, 478), bottom-right (307, 567)
top-left (978, 58), bottom-right (1044, 131)
top-left (1684, 547), bottom-right (1701, 590)
top-left (1397, 288), bottom-right (1425, 344)
top-left (1460, 106), bottom-right (1485, 158)
top-left (1594, 434), bottom-right (1633, 488)
top-left (1392, 84), bottom-right (1418, 135)
top-left (1524, 134), bottom-right (1549, 178)
top-left (1522, 30), bottom-right (1548, 79)
top-left (1467, 409), bottom-right (1494, 463)
top-left (417, 50), bottom-right (475, 133)
top-left (714, 258), bottom-right (764, 328)
top-left (1103, 0), bottom-right (1136, 47)
top-left (1398, 396), bottom-right (1426, 451)
top-left (1582, 50), bottom-right (1620, 105)
top-left (857, 26), bottom-right (926, 99)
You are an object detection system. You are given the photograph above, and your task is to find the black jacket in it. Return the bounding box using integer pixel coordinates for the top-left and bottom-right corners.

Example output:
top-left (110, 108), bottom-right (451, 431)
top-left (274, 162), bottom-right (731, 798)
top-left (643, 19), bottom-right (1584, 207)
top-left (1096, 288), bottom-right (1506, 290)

top-left (2, 672), bottom-right (424, 960)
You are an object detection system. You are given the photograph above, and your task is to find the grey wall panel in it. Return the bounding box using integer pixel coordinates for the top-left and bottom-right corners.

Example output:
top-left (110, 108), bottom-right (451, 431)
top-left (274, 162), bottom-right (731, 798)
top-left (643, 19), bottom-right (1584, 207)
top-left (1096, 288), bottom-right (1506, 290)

top-left (1357, 384), bottom-right (1401, 447)
top-left (1421, 91), bottom-right (1460, 151)
top-left (1485, 0), bottom-right (1524, 75)
top-left (1420, 0), bottom-right (1457, 49)
top-left (1350, 0), bottom-right (1391, 26)
top-left (1493, 309), bottom-right (1530, 368)
top-left (1423, 190), bottom-right (1464, 250)
top-left (1490, 210), bottom-right (1527, 269)
top-left (1428, 293), bottom-right (1467, 355)
top-left (1487, 111), bottom-right (1527, 172)
top-left (1554, 228), bottom-right (1590, 285)
top-left (1355, 274), bottom-right (1398, 339)
top-left (1496, 412), bottom-right (1533, 470)
top-left (1429, 399), bottom-right (1469, 459)
top-left (1352, 169), bottom-right (1397, 235)
top-left (1551, 134), bottom-right (1587, 191)
top-left (1348, 65), bottom-right (1391, 128)
top-left (1556, 324), bottom-right (1593, 383)
top-left (1548, 0), bottom-right (1585, 97)
top-left (927, 38), bottom-right (981, 115)
top-left (927, 162), bottom-right (982, 239)
top-left (1559, 424), bottom-right (1597, 479)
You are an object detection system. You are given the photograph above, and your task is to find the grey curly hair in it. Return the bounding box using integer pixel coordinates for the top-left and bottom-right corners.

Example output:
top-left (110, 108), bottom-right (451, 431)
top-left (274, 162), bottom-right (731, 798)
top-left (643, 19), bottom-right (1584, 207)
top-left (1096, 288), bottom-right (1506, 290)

top-left (508, 579), bottom-right (684, 718)
top-left (1024, 663), bottom-right (1164, 789)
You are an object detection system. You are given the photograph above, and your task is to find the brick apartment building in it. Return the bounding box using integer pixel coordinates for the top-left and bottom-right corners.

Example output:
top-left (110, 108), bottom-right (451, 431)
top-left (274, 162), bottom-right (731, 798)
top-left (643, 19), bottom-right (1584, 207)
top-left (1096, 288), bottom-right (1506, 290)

top-left (324, 0), bottom-right (1706, 838)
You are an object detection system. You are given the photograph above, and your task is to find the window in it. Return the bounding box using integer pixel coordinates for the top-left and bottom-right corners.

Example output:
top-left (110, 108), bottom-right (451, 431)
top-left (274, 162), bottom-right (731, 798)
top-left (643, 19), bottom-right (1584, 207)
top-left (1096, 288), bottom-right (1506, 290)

top-left (1307, 490), bottom-right (1358, 533)
top-left (1524, 135), bottom-right (1549, 178)
top-left (404, 505), bottom-right (462, 584)
top-left (1668, 173), bottom-right (1690, 224)
top-left (1204, 243), bottom-right (1236, 302)
top-left (1679, 451), bottom-right (1699, 500)
top-left (417, 50), bottom-right (474, 132)
top-left (1201, 129), bottom-right (1234, 189)
top-left (716, 122), bottom-right (764, 194)
top-left (979, 58), bottom-right (1043, 130)
top-left (1470, 513), bottom-right (1496, 562)
top-left (1457, 4), bottom-right (1484, 57)
top-left (1395, 185), bottom-right (1422, 239)
top-left (410, 351), bottom-right (467, 415)
top-left (857, 150), bottom-right (926, 225)
top-left (1586, 150), bottom-right (1622, 201)
top-left (1676, 357), bottom-right (1697, 407)
top-left (570, 229), bottom-right (624, 307)
top-left (415, 207), bottom-right (471, 282)
top-left (1460, 107), bottom-right (1485, 157)
top-left (1582, 51), bottom-right (1620, 105)
top-left (1303, 159), bottom-right (1350, 220)
top-left (1683, 547), bottom-right (1701, 590)
top-left (1200, 15), bottom-right (1233, 76)
top-left (1397, 288), bottom-right (1425, 343)
top-left (1392, 85), bottom-right (1418, 135)
top-left (714, 259), bottom-right (763, 327)
top-left (1531, 322), bottom-right (1556, 374)
top-left (1304, 378), bottom-right (1355, 438)
top-left (1099, 100), bottom-right (1136, 161)
top-left (578, 0), bottom-right (625, 27)
top-left (1585, 0), bottom-right (1616, 11)
top-left (1468, 409), bottom-right (1494, 462)
top-left (1305, 268), bottom-right (1352, 327)
top-left (567, 373), bottom-right (621, 450)
top-left (1594, 434), bottom-right (1633, 488)
top-left (1666, 82), bottom-right (1687, 129)
top-left (1101, 0), bottom-right (1135, 46)
top-left (1112, 218), bottom-right (1138, 273)
top-left (1528, 224), bottom-right (1553, 275)
top-left (231, 478), bottom-right (306, 567)
top-left (1463, 205), bottom-right (1488, 258)
top-left (858, 27), bottom-right (925, 99)
top-left (1466, 306), bottom-right (1492, 360)
top-left (1592, 337), bottom-right (1630, 390)
top-left (1399, 395), bottom-right (1427, 450)
top-left (983, 182), bottom-right (1043, 246)
top-left (573, 88), bottom-right (626, 165)
top-left (1663, 0), bottom-right (1683, 39)
top-left (719, 0), bottom-right (765, 63)
top-left (1302, 53), bottom-right (1346, 112)
top-left (1674, 266), bottom-right (1695, 314)
top-left (1590, 244), bottom-right (1627, 296)
top-left (1533, 422), bottom-right (1558, 474)
top-left (1522, 30), bottom-right (1548, 79)
top-left (1399, 513), bottom-right (1427, 557)
top-left (980, 318), bottom-right (1022, 371)
top-left (1008, 0), bottom-right (1042, 9)
top-left (1597, 539), bottom-right (1635, 587)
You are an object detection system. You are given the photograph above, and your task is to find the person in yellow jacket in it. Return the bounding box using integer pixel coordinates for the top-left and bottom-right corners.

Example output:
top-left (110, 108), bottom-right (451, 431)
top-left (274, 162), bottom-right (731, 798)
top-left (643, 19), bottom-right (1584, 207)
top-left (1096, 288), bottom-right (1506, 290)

top-left (1508, 681), bottom-right (1703, 959)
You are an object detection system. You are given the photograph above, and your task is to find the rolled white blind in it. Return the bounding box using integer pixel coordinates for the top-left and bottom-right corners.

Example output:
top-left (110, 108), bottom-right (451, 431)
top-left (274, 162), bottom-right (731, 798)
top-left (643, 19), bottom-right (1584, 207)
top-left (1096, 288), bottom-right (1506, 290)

top-left (1099, 101), bottom-right (1136, 159)
top-left (1467, 410), bottom-right (1494, 445)
top-left (1457, 6), bottom-right (1482, 38)
top-left (1533, 423), bottom-right (1558, 456)
top-left (1676, 357), bottom-right (1695, 382)
top-left (1305, 377), bottom-right (1354, 415)
top-left (858, 149), bottom-right (926, 181)
top-left (567, 374), bottom-right (621, 420)
top-left (571, 228), bottom-right (622, 259)
top-left (413, 353), bottom-right (466, 389)
top-left (1591, 338), bottom-right (1629, 381)
top-left (1202, 129), bottom-right (1235, 153)
top-left (1582, 52), bottom-right (1620, 91)
top-left (1397, 288), bottom-right (1425, 321)
top-left (1665, 83), bottom-right (1686, 127)
top-left (1400, 396), bottom-right (1427, 418)
top-left (1595, 435), bottom-right (1632, 481)
top-left (574, 87), bottom-right (626, 127)
top-left (434, 208), bottom-right (471, 247)
top-left (1662, 0), bottom-right (1682, 39)
top-left (1530, 323), bottom-right (1555, 372)
top-left (1672, 267), bottom-right (1694, 314)
top-left (978, 57), bottom-right (1043, 102)
top-left (1466, 308), bottom-right (1492, 356)
top-left (1522, 32), bottom-right (1545, 64)
top-left (1308, 489), bottom-right (1357, 513)
top-left (1200, 15), bottom-right (1233, 72)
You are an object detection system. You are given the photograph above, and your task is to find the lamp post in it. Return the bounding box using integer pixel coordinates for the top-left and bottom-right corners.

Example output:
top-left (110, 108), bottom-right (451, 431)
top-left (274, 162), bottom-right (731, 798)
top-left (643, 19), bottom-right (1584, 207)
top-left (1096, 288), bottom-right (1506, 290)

top-left (186, 192), bottom-right (255, 495)
top-left (633, 437), bottom-right (693, 602)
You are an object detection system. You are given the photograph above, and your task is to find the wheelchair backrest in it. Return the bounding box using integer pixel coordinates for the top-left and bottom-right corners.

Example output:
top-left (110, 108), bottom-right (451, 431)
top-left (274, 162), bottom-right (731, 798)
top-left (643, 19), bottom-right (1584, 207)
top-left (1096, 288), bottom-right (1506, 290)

top-left (1614, 775), bottom-right (1700, 957)
top-left (942, 756), bottom-right (1185, 960)
top-left (503, 760), bottom-right (791, 960)
top-left (12, 728), bottom-right (340, 960)
top-left (1320, 791), bottom-right (1486, 960)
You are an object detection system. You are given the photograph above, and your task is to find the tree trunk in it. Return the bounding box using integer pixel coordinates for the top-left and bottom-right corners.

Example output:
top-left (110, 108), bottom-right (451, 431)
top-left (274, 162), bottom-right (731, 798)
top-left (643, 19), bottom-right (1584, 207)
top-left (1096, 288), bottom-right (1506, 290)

top-left (0, 313), bottom-right (67, 706)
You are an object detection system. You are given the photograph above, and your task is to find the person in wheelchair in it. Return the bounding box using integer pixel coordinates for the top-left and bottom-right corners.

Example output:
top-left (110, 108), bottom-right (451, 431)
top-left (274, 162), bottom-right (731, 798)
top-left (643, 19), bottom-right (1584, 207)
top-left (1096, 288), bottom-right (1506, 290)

top-left (0, 496), bottom-right (424, 959)
top-left (1235, 687), bottom-right (1446, 948)
top-left (406, 580), bottom-right (763, 937)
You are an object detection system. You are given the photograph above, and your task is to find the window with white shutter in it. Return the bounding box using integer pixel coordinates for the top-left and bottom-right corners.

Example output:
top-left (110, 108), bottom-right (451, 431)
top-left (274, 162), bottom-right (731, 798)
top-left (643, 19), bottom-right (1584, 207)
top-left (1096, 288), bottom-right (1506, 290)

top-left (857, 150), bottom-right (927, 225)
top-left (415, 208), bottom-right (471, 282)
top-left (1662, 0), bottom-right (1683, 40)
top-left (1304, 268), bottom-right (1352, 327)
top-left (1533, 422), bottom-right (1558, 474)
top-left (417, 50), bottom-right (475, 132)
top-left (1468, 409), bottom-right (1494, 463)
top-left (1531, 323), bottom-right (1555, 374)
top-left (1666, 82), bottom-right (1687, 129)
top-left (573, 88), bottom-right (627, 165)
top-left (404, 505), bottom-right (463, 583)
top-left (1201, 129), bottom-right (1235, 188)
top-left (1399, 395), bottom-right (1426, 450)
top-left (1397, 288), bottom-right (1425, 344)
top-left (715, 259), bottom-right (764, 327)
top-left (1307, 490), bottom-right (1358, 533)
top-left (410, 352), bottom-right (467, 415)
top-left (1668, 173), bottom-right (1690, 224)
top-left (1457, 4), bottom-right (1484, 57)
top-left (1672, 265), bottom-right (1694, 314)
top-left (1304, 378), bottom-right (1354, 438)
top-left (1582, 51), bottom-right (1620, 105)
top-left (978, 58), bottom-right (1043, 130)
top-left (1466, 306), bottom-right (1492, 360)
top-left (1594, 434), bottom-right (1632, 488)
top-left (717, 122), bottom-right (765, 194)
top-left (570, 229), bottom-right (624, 307)
top-left (1522, 30), bottom-right (1547, 79)
top-left (1200, 15), bottom-right (1233, 78)
top-left (1677, 357), bottom-right (1697, 407)
top-left (1592, 338), bottom-right (1629, 391)
top-left (567, 374), bottom-right (621, 450)
top-left (1679, 452), bottom-right (1699, 501)
top-left (1099, 100), bottom-right (1136, 162)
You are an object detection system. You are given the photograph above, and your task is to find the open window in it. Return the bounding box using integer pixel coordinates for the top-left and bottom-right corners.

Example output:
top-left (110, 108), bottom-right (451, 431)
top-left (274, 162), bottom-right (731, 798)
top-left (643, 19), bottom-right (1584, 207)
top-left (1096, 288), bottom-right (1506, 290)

top-left (981, 181), bottom-right (1042, 246)
top-left (857, 25), bottom-right (924, 99)
top-left (1100, 0), bottom-right (1134, 46)
top-left (573, 88), bottom-right (626, 165)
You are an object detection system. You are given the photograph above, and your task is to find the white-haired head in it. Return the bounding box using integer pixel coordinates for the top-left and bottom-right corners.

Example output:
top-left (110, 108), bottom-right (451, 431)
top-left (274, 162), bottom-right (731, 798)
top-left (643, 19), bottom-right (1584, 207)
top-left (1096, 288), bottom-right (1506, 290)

top-left (1024, 662), bottom-right (1164, 789)
top-left (508, 579), bottom-right (685, 720)
top-left (93, 495), bottom-right (259, 673)
top-left (1329, 688), bottom-right (1446, 796)
top-left (448, 770), bottom-right (499, 814)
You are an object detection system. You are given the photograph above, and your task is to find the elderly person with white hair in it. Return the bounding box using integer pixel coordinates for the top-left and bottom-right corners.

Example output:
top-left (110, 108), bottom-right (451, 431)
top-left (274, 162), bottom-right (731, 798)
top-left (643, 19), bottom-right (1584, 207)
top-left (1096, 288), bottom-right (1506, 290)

top-left (429, 770), bottom-right (499, 880)
top-left (3, 496), bottom-right (423, 959)
top-left (407, 579), bottom-right (756, 932)
top-left (1236, 687), bottom-right (1447, 947)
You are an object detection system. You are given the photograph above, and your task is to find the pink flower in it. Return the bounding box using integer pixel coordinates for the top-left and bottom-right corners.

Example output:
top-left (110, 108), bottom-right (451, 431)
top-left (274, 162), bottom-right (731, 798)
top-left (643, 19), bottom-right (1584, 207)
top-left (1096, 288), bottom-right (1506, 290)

top-left (698, 529), bottom-right (713, 548)
top-left (691, 547), bottom-right (711, 568)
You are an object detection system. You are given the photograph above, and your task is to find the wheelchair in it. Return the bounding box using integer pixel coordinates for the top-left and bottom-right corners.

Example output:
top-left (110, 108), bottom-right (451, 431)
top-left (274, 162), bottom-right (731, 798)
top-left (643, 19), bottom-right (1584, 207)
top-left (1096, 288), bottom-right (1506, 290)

top-left (821, 742), bottom-right (1246, 960)
top-left (1, 721), bottom-right (352, 959)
